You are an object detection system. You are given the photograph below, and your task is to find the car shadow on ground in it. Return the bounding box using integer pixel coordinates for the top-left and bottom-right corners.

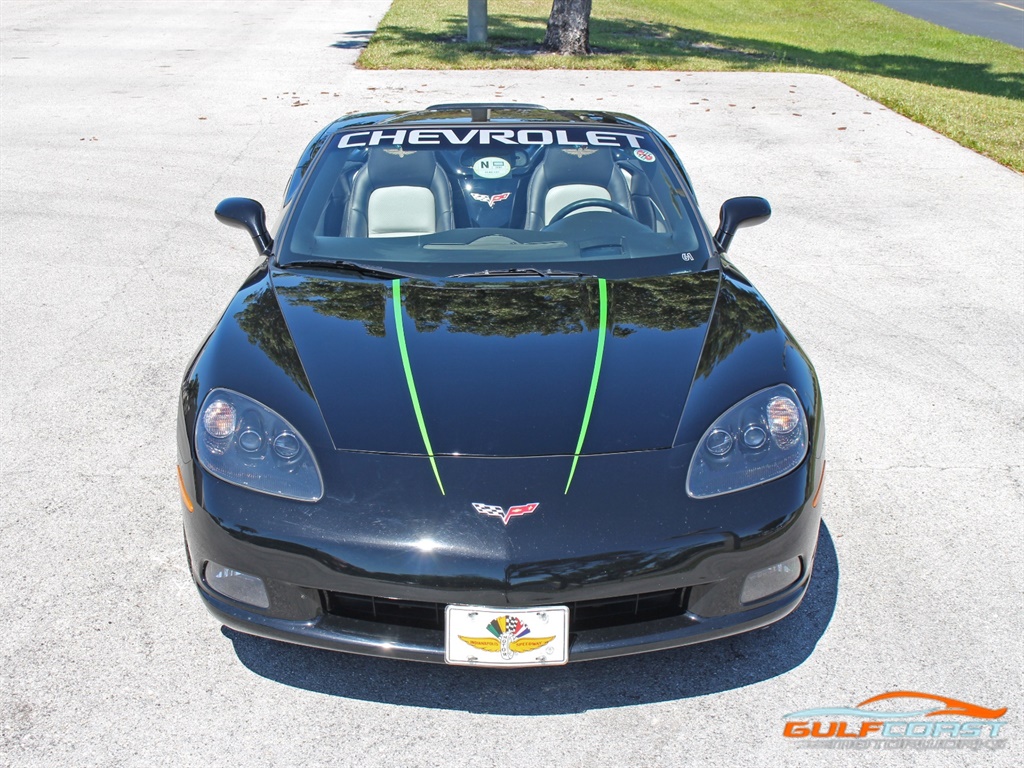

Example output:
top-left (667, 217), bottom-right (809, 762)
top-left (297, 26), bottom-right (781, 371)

top-left (224, 521), bottom-right (838, 714)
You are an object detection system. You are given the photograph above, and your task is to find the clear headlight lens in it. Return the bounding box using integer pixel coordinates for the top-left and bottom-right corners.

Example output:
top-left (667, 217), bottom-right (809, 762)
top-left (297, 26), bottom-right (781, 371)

top-left (195, 388), bottom-right (323, 502)
top-left (687, 384), bottom-right (808, 498)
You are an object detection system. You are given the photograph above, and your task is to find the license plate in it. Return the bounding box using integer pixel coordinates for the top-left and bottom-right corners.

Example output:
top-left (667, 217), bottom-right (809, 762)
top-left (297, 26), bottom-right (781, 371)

top-left (444, 604), bottom-right (569, 667)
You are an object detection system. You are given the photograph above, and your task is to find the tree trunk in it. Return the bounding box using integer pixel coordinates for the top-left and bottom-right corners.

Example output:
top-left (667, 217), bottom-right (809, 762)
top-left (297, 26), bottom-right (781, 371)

top-left (541, 0), bottom-right (592, 55)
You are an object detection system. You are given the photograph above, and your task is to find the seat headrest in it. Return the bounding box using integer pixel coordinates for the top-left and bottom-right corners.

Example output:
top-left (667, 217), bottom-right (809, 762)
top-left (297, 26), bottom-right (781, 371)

top-left (366, 148), bottom-right (439, 187)
top-left (541, 147), bottom-right (616, 185)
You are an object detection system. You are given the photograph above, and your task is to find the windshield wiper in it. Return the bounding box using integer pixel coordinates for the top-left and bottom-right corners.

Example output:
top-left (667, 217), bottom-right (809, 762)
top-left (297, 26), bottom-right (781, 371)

top-left (449, 267), bottom-right (595, 278)
top-left (283, 259), bottom-right (419, 280)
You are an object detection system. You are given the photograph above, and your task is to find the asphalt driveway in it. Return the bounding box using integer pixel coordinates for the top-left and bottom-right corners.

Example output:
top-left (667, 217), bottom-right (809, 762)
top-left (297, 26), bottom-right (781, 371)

top-left (874, 0), bottom-right (1024, 48)
top-left (1, 2), bottom-right (1021, 766)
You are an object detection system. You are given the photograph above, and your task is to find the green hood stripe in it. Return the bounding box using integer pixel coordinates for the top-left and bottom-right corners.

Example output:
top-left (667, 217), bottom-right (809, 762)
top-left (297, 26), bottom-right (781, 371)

top-left (392, 280), bottom-right (445, 495)
top-left (393, 278), bottom-right (606, 497)
top-left (565, 278), bottom-right (608, 494)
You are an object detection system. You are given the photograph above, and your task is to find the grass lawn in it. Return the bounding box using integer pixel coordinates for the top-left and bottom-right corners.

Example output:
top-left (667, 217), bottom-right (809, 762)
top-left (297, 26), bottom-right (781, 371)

top-left (358, 0), bottom-right (1024, 172)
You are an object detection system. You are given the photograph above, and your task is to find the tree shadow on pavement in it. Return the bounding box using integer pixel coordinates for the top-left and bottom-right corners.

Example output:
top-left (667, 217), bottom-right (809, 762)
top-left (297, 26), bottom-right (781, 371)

top-left (360, 15), bottom-right (1022, 102)
top-left (224, 521), bottom-right (839, 714)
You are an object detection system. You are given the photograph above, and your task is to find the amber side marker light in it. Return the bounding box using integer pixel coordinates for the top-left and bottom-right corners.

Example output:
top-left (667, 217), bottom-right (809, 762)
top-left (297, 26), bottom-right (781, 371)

top-left (177, 465), bottom-right (195, 513)
top-left (812, 460), bottom-right (826, 508)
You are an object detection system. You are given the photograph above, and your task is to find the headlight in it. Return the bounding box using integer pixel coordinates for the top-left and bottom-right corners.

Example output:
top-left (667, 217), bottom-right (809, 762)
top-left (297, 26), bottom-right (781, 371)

top-left (686, 384), bottom-right (808, 498)
top-left (195, 388), bottom-right (323, 502)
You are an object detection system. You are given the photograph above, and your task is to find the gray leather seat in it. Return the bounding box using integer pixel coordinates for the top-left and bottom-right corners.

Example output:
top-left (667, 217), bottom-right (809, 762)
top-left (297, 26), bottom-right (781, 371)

top-left (628, 171), bottom-right (668, 233)
top-left (524, 147), bottom-right (632, 230)
top-left (343, 149), bottom-right (454, 237)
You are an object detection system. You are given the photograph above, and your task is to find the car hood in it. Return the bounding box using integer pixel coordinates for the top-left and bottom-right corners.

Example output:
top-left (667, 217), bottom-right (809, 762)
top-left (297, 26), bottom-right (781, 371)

top-left (271, 270), bottom-right (720, 457)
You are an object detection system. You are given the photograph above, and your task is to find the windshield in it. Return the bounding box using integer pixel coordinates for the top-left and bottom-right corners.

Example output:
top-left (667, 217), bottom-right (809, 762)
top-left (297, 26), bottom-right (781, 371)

top-left (278, 123), bottom-right (710, 276)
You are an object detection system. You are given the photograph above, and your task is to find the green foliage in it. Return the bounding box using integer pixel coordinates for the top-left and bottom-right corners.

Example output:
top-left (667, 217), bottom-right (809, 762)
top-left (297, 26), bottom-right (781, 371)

top-left (358, 0), bottom-right (1024, 171)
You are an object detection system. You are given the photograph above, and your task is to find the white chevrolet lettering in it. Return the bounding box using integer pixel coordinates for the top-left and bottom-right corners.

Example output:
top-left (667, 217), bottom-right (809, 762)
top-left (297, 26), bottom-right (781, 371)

top-left (478, 129), bottom-right (517, 145)
top-left (586, 130), bottom-right (643, 148)
top-left (368, 129), bottom-right (407, 146)
top-left (343, 128), bottom-right (645, 148)
top-left (338, 131), bottom-right (370, 148)
top-left (517, 129), bottom-right (554, 145)
top-left (408, 129), bottom-right (442, 145)
top-left (440, 128), bottom-right (479, 144)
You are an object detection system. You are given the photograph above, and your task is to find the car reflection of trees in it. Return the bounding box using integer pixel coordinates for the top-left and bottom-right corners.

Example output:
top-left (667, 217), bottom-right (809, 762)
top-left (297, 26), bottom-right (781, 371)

top-left (405, 280), bottom-right (595, 336)
top-left (695, 276), bottom-right (777, 379)
top-left (233, 286), bottom-right (313, 395)
top-left (272, 272), bottom-right (725, 339)
top-left (275, 279), bottom-right (389, 337)
top-left (403, 273), bottom-right (725, 338)
top-left (235, 271), bottom-right (776, 393)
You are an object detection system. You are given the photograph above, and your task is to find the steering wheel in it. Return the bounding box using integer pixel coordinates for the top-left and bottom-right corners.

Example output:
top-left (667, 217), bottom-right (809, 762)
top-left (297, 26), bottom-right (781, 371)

top-left (544, 198), bottom-right (635, 228)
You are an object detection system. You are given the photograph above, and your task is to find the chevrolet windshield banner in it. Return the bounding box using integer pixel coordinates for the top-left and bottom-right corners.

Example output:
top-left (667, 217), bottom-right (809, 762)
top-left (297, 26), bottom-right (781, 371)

top-left (338, 127), bottom-right (649, 149)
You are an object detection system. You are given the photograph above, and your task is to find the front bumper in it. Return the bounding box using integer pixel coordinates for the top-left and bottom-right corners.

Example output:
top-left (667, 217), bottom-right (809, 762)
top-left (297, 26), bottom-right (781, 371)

top-left (195, 567), bottom-right (813, 664)
top-left (181, 448), bottom-right (824, 664)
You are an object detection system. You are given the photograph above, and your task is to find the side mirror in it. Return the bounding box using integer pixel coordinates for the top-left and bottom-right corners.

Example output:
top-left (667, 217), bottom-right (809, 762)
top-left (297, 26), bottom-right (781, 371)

top-left (215, 197), bottom-right (273, 256)
top-left (714, 196), bottom-right (771, 253)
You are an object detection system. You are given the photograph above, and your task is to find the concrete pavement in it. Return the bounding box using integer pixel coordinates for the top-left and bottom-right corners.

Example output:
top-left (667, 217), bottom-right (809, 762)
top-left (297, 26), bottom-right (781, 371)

top-left (1, 2), bottom-right (1021, 766)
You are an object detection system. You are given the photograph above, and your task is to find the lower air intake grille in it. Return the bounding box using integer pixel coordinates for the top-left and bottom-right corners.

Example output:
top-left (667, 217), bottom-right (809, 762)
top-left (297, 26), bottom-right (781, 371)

top-left (321, 588), bottom-right (689, 632)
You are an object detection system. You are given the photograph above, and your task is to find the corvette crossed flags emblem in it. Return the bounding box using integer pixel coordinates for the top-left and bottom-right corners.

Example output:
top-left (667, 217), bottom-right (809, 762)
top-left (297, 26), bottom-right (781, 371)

top-left (472, 502), bottom-right (539, 525)
top-left (470, 192), bottom-right (511, 208)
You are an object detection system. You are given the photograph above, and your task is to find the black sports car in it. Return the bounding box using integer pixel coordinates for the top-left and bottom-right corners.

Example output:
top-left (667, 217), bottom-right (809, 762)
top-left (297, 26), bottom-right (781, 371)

top-left (177, 103), bottom-right (825, 667)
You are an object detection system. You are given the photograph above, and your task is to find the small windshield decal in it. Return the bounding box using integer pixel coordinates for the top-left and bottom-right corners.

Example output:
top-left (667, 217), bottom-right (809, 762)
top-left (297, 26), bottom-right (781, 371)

top-left (473, 157), bottom-right (512, 179)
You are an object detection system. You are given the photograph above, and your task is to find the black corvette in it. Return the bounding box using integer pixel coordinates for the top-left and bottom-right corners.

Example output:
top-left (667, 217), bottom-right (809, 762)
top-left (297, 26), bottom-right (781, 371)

top-left (177, 104), bottom-right (825, 667)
